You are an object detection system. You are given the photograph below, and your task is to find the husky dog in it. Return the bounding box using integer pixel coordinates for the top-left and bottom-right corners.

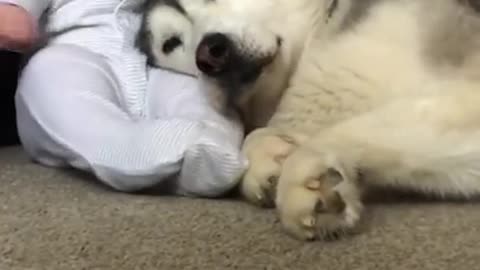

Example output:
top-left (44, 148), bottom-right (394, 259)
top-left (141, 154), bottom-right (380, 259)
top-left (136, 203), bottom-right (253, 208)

top-left (137, 0), bottom-right (480, 241)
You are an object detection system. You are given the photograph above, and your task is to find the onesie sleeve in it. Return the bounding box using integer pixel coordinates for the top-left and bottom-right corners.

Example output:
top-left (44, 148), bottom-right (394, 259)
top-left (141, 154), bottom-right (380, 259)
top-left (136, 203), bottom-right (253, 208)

top-left (0, 0), bottom-right (50, 20)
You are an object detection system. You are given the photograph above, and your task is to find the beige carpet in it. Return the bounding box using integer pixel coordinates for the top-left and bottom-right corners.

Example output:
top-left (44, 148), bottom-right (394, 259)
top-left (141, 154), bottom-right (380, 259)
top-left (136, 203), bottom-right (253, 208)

top-left (1, 146), bottom-right (480, 270)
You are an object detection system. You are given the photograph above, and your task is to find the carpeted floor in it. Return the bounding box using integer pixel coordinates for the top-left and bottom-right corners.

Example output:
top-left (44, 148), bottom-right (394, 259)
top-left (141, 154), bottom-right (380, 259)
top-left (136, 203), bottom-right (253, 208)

top-left (1, 146), bottom-right (480, 270)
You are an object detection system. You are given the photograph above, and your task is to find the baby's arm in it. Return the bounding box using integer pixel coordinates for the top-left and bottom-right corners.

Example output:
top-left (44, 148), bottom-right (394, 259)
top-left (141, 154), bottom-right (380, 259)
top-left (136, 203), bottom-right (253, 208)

top-left (0, 0), bottom-right (51, 51)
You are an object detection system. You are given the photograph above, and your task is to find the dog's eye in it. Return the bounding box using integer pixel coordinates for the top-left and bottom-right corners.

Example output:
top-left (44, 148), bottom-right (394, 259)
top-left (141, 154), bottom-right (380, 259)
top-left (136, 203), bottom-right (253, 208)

top-left (162, 36), bottom-right (182, 54)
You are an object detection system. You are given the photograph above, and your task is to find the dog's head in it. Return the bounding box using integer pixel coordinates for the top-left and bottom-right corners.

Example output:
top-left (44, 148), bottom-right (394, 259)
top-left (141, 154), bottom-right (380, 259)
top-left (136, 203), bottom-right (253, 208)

top-left (191, 4), bottom-right (289, 129)
top-left (138, 0), bottom-right (320, 129)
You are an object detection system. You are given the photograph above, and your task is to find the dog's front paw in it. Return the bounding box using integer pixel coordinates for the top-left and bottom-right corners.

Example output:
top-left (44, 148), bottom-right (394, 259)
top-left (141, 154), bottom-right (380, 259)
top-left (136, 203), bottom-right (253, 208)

top-left (276, 147), bottom-right (364, 241)
top-left (240, 128), bottom-right (299, 207)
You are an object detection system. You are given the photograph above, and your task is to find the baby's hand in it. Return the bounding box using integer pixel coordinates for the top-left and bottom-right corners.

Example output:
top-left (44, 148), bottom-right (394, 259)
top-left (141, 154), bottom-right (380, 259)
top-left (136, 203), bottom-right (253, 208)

top-left (0, 4), bottom-right (37, 52)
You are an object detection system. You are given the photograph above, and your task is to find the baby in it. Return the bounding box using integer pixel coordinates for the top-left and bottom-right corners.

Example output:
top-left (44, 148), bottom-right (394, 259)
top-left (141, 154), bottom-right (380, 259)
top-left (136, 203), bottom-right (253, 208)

top-left (0, 0), bottom-right (247, 197)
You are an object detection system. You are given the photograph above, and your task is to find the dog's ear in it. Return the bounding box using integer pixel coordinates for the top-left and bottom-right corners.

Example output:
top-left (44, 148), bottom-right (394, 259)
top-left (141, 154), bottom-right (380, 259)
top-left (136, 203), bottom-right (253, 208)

top-left (135, 15), bottom-right (156, 66)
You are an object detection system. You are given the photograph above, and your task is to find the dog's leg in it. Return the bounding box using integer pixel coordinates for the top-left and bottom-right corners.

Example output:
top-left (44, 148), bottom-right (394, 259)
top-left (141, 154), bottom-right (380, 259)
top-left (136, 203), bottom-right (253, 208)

top-left (240, 128), bottom-right (308, 207)
top-left (275, 90), bottom-right (480, 240)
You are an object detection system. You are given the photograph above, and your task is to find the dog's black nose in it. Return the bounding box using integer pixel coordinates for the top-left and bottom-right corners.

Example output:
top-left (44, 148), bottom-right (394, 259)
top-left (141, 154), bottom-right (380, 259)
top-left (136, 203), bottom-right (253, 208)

top-left (196, 33), bottom-right (231, 76)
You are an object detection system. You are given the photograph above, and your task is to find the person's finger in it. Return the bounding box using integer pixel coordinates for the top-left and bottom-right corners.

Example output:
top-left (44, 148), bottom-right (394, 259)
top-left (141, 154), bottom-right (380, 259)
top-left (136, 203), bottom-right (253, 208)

top-left (0, 4), bottom-right (37, 51)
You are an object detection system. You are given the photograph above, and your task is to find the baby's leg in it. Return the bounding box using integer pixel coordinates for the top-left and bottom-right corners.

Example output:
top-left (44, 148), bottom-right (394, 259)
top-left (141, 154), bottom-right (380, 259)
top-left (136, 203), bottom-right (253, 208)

top-left (16, 44), bottom-right (245, 196)
top-left (145, 68), bottom-right (247, 196)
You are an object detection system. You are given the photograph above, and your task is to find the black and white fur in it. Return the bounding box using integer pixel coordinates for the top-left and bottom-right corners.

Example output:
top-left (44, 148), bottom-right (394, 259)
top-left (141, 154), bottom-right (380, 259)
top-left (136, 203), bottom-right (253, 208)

top-left (137, 0), bottom-right (480, 241)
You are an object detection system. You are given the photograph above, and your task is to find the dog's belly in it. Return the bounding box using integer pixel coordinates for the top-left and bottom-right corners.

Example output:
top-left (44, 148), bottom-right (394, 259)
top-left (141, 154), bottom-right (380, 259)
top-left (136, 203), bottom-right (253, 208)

top-left (268, 0), bottom-right (480, 135)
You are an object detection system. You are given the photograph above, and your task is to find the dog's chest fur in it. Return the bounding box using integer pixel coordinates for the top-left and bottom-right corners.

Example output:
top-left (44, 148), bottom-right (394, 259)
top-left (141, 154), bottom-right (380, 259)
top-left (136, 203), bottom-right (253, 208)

top-left (269, 0), bottom-right (480, 134)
